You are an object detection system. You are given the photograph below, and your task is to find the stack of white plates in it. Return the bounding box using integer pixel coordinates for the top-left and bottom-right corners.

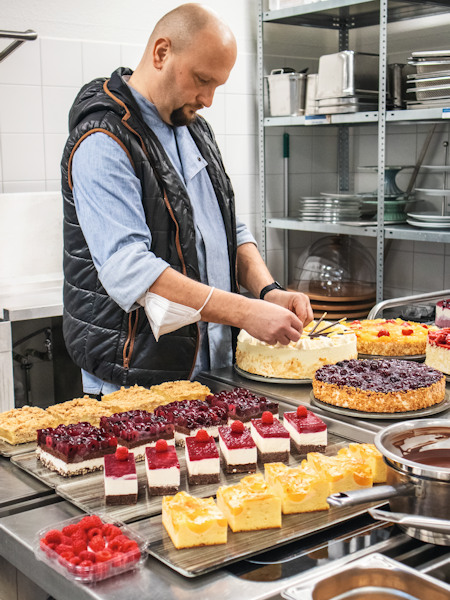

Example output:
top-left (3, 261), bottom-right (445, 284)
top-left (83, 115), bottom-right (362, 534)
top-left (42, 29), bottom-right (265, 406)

top-left (298, 194), bottom-right (363, 222)
top-left (406, 211), bottom-right (450, 228)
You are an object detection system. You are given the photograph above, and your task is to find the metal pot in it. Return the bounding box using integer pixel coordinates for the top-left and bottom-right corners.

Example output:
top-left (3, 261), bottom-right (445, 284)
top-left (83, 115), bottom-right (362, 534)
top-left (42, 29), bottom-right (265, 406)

top-left (327, 419), bottom-right (450, 546)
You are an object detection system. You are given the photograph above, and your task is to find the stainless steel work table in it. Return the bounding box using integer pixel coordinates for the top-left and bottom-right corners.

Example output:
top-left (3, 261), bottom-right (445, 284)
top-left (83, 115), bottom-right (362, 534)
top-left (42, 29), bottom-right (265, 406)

top-left (0, 456), bottom-right (54, 511)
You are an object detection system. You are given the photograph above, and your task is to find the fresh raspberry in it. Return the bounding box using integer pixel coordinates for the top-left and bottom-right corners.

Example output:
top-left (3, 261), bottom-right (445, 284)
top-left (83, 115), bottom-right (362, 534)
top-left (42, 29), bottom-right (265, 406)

top-left (377, 329), bottom-right (390, 337)
top-left (108, 436), bottom-right (118, 447)
top-left (89, 535), bottom-right (106, 552)
top-left (60, 535), bottom-right (73, 546)
top-left (261, 411), bottom-right (273, 424)
top-left (87, 527), bottom-right (103, 540)
top-left (72, 539), bottom-right (87, 556)
top-left (126, 546), bottom-right (141, 563)
top-left (45, 529), bottom-right (63, 544)
top-left (62, 524), bottom-right (79, 537)
top-left (231, 420), bottom-right (244, 434)
top-left (102, 524), bottom-right (122, 540)
top-left (115, 446), bottom-right (129, 461)
top-left (155, 439), bottom-right (168, 452)
top-left (195, 429), bottom-right (210, 442)
top-left (79, 550), bottom-right (97, 563)
top-left (422, 324), bottom-right (428, 329)
top-left (55, 543), bottom-right (73, 556)
top-left (59, 550), bottom-right (74, 561)
top-left (402, 328), bottom-right (413, 336)
top-left (77, 559), bottom-right (93, 569)
top-left (95, 550), bottom-right (113, 562)
top-left (296, 406), bottom-right (308, 418)
top-left (69, 556), bottom-right (81, 566)
top-left (79, 515), bottom-right (103, 530)
top-left (108, 538), bottom-right (123, 552)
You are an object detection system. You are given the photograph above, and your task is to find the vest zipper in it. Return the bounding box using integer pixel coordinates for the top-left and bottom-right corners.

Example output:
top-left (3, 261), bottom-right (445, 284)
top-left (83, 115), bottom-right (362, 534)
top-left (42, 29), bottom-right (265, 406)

top-left (123, 310), bottom-right (139, 371)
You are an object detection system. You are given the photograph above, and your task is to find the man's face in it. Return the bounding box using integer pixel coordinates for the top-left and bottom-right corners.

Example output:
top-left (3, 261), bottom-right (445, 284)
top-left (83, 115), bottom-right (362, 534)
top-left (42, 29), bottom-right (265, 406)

top-left (157, 29), bottom-right (236, 126)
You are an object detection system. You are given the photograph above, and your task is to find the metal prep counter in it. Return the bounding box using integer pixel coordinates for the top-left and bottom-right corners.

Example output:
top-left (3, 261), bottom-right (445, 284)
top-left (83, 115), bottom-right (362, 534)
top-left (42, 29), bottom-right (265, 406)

top-left (0, 370), bottom-right (449, 600)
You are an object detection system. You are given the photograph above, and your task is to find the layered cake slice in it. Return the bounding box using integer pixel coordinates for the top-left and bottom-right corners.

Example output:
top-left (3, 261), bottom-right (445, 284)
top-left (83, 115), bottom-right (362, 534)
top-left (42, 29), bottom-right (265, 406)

top-left (218, 421), bottom-right (257, 474)
top-left (150, 380), bottom-right (211, 404)
top-left (100, 410), bottom-right (174, 460)
top-left (283, 406), bottom-right (327, 454)
top-left (216, 474), bottom-right (281, 532)
top-left (303, 452), bottom-right (373, 494)
top-left (36, 423), bottom-right (117, 476)
top-left (425, 328), bottom-right (450, 375)
top-left (264, 463), bottom-right (330, 514)
top-left (45, 396), bottom-right (114, 427)
top-left (104, 446), bottom-right (138, 505)
top-left (100, 385), bottom-right (165, 414)
top-left (162, 491), bottom-right (227, 549)
top-left (338, 443), bottom-right (387, 483)
top-left (185, 430), bottom-right (220, 485)
top-left (250, 411), bottom-right (290, 463)
top-left (154, 399), bottom-right (227, 445)
top-left (0, 406), bottom-right (56, 445)
top-left (435, 300), bottom-right (450, 328)
top-left (145, 439), bottom-right (180, 495)
top-left (207, 387), bottom-right (278, 426)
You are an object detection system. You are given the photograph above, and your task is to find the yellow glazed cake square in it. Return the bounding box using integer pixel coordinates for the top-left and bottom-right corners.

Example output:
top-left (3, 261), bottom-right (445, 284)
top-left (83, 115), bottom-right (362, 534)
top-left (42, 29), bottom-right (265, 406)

top-left (338, 443), bottom-right (387, 484)
top-left (216, 473), bottom-right (281, 532)
top-left (162, 491), bottom-right (227, 549)
top-left (265, 463), bottom-right (329, 514)
top-left (303, 452), bottom-right (373, 493)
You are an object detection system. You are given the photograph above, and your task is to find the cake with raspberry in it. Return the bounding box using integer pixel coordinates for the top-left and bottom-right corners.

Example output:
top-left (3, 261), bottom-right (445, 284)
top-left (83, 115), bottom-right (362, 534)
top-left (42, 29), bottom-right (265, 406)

top-left (145, 439), bottom-right (180, 495)
top-left (435, 300), bottom-right (450, 328)
top-left (36, 423), bottom-right (117, 476)
top-left (250, 411), bottom-right (290, 463)
top-left (282, 406), bottom-right (327, 454)
top-left (185, 430), bottom-right (220, 485)
top-left (162, 491), bottom-right (227, 549)
top-left (104, 446), bottom-right (138, 505)
top-left (218, 421), bottom-right (257, 474)
top-left (348, 318), bottom-right (437, 356)
top-left (313, 358), bottom-right (446, 413)
top-left (154, 399), bottom-right (227, 445)
top-left (425, 328), bottom-right (450, 375)
top-left (207, 387), bottom-right (278, 426)
top-left (100, 410), bottom-right (174, 460)
top-left (235, 320), bottom-right (357, 379)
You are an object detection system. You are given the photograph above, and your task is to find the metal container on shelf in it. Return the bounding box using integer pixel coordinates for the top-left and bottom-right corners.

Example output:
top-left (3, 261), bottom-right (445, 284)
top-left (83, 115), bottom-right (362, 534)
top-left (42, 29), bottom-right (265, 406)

top-left (266, 68), bottom-right (307, 116)
top-left (316, 51), bottom-right (379, 100)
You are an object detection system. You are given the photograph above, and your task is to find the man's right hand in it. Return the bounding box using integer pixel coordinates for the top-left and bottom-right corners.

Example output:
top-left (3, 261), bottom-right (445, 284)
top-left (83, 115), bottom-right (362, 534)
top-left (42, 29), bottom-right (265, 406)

top-left (242, 299), bottom-right (303, 346)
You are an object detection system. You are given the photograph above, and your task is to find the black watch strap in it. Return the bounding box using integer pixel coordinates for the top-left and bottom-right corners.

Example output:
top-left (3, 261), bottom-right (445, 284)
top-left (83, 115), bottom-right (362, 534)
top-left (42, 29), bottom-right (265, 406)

top-left (259, 281), bottom-right (285, 300)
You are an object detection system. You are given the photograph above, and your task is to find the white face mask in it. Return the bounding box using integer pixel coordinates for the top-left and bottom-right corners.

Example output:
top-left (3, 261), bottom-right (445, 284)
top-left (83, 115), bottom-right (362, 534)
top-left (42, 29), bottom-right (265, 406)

top-left (138, 288), bottom-right (214, 341)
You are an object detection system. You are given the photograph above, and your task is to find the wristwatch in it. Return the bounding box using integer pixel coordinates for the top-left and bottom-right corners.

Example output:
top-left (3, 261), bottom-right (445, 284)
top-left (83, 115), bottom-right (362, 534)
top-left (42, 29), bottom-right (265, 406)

top-left (259, 281), bottom-right (285, 300)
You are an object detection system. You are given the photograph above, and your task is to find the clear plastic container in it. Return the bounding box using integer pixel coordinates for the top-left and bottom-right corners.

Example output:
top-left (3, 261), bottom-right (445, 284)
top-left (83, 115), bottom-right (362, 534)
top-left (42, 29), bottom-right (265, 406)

top-left (35, 513), bottom-right (147, 583)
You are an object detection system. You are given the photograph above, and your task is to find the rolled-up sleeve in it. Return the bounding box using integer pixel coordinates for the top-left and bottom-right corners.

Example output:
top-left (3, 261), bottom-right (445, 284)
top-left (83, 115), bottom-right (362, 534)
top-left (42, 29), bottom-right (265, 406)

top-left (72, 132), bottom-right (169, 312)
top-left (236, 216), bottom-right (257, 248)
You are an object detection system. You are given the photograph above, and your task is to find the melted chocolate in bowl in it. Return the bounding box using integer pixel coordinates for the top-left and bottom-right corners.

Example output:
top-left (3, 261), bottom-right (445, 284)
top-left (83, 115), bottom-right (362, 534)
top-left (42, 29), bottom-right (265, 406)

top-left (390, 426), bottom-right (450, 470)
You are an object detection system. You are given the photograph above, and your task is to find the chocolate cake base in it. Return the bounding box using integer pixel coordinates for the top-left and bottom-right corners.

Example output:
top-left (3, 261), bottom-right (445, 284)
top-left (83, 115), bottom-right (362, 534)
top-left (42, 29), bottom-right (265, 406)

top-left (148, 485), bottom-right (179, 496)
top-left (291, 442), bottom-right (326, 455)
top-left (257, 449), bottom-right (289, 464)
top-left (105, 493), bottom-right (137, 505)
top-left (224, 461), bottom-right (257, 474)
top-left (187, 472), bottom-right (220, 485)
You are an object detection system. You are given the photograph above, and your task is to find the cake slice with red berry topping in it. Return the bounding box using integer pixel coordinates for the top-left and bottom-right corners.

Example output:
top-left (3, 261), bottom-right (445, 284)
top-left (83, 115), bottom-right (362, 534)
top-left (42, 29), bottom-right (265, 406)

top-left (104, 446), bottom-right (138, 505)
top-left (207, 387), bottom-right (279, 427)
top-left (435, 300), bottom-right (450, 328)
top-left (218, 421), bottom-right (257, 474)
top-left (36, 423), bottom-right (117, 476)
top-left (145, 439), bottom-right (180, 495)
top-left (283, 406), bottom-right (327, 454)
top-left (185, 429), bottom-right (220, 485)
top-left (250, 411), bottom-right (290, 463)
top-left (425, 327), bottom-right (450, 375)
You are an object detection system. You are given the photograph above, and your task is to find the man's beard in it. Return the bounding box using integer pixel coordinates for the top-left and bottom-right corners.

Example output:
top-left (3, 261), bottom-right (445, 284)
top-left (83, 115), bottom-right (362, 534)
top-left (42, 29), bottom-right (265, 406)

top-left (170, 105), bottom-right (198, 127)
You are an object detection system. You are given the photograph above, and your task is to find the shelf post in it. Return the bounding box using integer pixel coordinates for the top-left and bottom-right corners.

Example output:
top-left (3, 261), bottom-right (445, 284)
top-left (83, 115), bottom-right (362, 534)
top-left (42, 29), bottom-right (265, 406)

top-left (257, 0), bottom-right (267, 260)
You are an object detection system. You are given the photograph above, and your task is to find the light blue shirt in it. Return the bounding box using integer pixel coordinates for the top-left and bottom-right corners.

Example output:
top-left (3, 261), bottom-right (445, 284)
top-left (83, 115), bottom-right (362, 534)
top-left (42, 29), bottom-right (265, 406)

top-left (71, 82), bottom-right (256, 394)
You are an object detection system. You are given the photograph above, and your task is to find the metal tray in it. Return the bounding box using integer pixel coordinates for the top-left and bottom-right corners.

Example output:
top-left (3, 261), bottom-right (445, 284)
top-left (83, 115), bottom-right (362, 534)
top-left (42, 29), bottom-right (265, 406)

top-left (358, 353), bottom-right (425, 361)
top-left (0, 439), bottom-right (37, 458)
top-left (234, 364), bottom-right (312, 384)
top-left (310, 390), bottom-right (450, 421)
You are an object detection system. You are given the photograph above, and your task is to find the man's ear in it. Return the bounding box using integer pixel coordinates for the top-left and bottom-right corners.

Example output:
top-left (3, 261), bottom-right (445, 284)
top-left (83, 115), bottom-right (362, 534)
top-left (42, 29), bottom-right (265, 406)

top-left (153, 37), bottom-right (171, 70)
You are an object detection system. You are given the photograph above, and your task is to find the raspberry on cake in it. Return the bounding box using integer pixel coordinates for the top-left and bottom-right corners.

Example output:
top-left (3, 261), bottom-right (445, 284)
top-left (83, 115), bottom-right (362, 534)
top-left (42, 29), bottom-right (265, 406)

top-left (338, 443), bottom-right (387, 483)
top-left (154, 399), bottom-right (227, 445)
top-left (435, 300), bottom-right (450, 328)
top-left (235, 320), bottom-right (357, 379)
top-left (313, 358), bottom-right (446, 413)
top-left (162, 491), bottom-right (227, 549)
top-left (0, 406), bottom-right (56, 445)
top-left (264, 463), bottom-right (330, 514)
top-left (425, 328), bottom-right (450, 375)
top-left (218, 421), bottom-right (257, 474)
top-left (216, 474), bottom-right (281, 532)
top-left (185, 430), bottom-right (220, 485)
top-left (302, 452), bottom-right (373, 493)
top-left (250, 411), bottom-right (290, 463)
top-left (36, 423), bottom-right (117, 477)
top-left (104, 446), bottom-right (138, 505)
top-left (283, 406), bottom-right (327, 454)
top-left (100, 410), bottom-right (174, 460)
top-left (145, 439), bottom-right (180, 495)
top-left (207, 387), bottom-right (278, 426)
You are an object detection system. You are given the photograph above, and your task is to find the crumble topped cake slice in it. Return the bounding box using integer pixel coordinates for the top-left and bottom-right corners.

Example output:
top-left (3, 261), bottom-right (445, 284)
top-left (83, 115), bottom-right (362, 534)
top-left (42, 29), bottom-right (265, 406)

top-left (36, 422), bottom-right (117, 476)
top-left (100, 385), bottom-right (165, 414)
top-left (283, 406), bottom-right (327, 454)
top-left (185, 430), bottom-right (220, 485)
top-left (0, 406), bottom-right (56, 445)
top-left (162, 491), bottom-right (227, 549)
top-left (104, 446), bottom-right (138, 505)
top-left (425, 328), bottom-right (450, 375)
top-left (250, 411), bottom-right (290, 463)
top-left (207, 387), bottom-right (278, 426)
top-left (218, 421), bottom-right (257, 474)
top-left (150, 380), bottom-right (211, 404)
top-left (100, 410), bottom-right (174, 460)
top-left (45, 396), bottom-right (114, 427)
top-left (313, 358), bottom-right (446, 413)
top-left (216, 473), bottom-right (281, 532)
top-left (145, 440), bottom-right (180, 495)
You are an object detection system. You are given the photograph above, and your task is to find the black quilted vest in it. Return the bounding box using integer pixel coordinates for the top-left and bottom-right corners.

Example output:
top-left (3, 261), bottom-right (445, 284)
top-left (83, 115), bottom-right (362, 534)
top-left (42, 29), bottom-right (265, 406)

top-left (61, 67), bottom-right (238, 387)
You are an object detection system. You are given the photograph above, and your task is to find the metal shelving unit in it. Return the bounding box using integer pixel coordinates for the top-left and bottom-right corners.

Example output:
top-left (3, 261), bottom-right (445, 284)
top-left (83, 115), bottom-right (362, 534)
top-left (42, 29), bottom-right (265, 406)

top-left (258, 0), bottom-right (450, 303)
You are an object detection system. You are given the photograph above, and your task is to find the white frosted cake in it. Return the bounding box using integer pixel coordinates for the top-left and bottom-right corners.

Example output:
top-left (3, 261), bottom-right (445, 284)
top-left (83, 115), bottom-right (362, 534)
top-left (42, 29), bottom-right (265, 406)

top-left (236, 321), bottom-right (357, 380)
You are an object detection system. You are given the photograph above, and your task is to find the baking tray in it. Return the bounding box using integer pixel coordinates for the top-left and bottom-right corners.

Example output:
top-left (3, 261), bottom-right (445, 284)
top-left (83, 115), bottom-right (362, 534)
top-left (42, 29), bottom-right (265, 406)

top-left (358, 353), bottom-right (425, 361)
top-left (0, 439), bottom-right (37, 458)
top-left (310, 390), bottom-right (450, 420)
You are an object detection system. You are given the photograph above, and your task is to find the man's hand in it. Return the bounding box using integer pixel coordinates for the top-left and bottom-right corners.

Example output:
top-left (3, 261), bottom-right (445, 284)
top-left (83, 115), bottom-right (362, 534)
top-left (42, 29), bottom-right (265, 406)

top-left (243, 299), bottom-right (304, 346)
top-left (263, 289), bottom-right (314, 327)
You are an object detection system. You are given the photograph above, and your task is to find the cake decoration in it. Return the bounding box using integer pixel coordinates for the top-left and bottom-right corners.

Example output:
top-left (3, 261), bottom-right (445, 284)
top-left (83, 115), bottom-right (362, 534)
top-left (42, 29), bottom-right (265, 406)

top-left (104, 447), bottom-right (138, 505)
top-left (218, 423), bottom-right (257, 474)
top-left (425, 328), bottom-right (450, 375)
top-left (185, 430), bottom-right (220, 484)
top-left (283, 407), bottom-right (327, 454)
top-left (145, 443), bottom-right (180, 495)
top-left (250, 415), bottom-right (290, 463)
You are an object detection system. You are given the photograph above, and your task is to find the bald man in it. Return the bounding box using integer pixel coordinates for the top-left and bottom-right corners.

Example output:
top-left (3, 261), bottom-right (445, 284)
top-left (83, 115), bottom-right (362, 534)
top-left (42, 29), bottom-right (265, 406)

top-left (61, 3), bottom-right (313, 394)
